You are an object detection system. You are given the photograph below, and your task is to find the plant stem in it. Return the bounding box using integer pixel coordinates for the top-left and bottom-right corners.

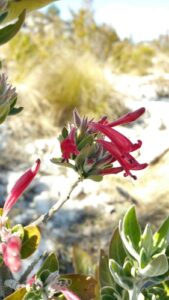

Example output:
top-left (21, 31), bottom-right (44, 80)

top-left (32, 177), bottom-right (82, 226)
top-left (128, 286), bottom-right (139, 300)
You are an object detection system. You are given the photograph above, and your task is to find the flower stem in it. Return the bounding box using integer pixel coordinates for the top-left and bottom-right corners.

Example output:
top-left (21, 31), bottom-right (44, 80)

top-left (32, 177), bottom-right (82, 226)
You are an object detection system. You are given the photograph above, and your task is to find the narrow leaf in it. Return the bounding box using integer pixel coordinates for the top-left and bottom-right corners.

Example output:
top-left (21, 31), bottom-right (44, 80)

top-left (109, 228), bottom-right (126, 266)
top-left (99, 249), bottom-right (115, 288)
top-left (153, 216), bottom-right (169, 249)
top-left (122, 206), bottom-right (141, 251)
top-left (0, 10), bottom-right (26, 46)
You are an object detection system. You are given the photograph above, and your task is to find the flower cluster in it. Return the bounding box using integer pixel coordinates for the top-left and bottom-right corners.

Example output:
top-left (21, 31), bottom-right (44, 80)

top-left (0, 159), bottom-right (40, 272)
top-left (52, 108), bottom-right (148, 180)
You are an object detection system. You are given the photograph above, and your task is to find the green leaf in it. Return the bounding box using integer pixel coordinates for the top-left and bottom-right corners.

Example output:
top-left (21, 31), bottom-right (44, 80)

top-left (73, 245), bottom-right (94, 275)
top-left (139, 253), bottom-right (168, 277)
top-left (4, 288), bottom-right (26, 300)
top-left (99, 249), bottom-right (115, 288)
top-left (0, 10), bottom-right (26, 46)
top-left (59, 274), bottom-right (97, 300)
top-left (37, 252), bottom-right (59, 282)
top-left (109, 228), bottom-right (126, 266)
top-left (119, 206), bottom-right (141, 261)
top-left (141, 224), bottom-right (154, 257)
top-left (153, 216), bottom-right (169, 250)
top-left (122, 206), bottom-right (141, 251)
top-left (109, 259), bottom-right (133, 290)
top-left (21, 225), bottom-right (41, 259)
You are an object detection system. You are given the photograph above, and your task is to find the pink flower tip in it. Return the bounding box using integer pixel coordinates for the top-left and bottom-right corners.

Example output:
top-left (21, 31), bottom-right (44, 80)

top-left (2, 236), bottom-right (22, 272)
top-left (3, 159), bottom-right (41, 217)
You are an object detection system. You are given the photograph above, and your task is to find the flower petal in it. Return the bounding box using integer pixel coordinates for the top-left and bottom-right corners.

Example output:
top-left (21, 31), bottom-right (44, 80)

top-left (3, 159), bottom-right (40, 217)
top-left (99, 167), bottom-right (123, 175)
top-left (108, 107), bottom-right (145, 127)
top-left (91, 122), bottom-right (140, 153)
top-left (97, 139), bottom-right (147, 179)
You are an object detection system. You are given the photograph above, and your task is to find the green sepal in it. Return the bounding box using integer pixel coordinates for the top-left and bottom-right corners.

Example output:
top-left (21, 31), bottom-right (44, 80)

top-left (77, 135), bottom-right (94, 151)
top-left (62, 127), bottom-right (68, 139)
top-left (0, 10), bottom-right (26, 46)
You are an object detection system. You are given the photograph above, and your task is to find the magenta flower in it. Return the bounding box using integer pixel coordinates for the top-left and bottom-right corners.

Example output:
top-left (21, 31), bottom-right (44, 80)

top-left (90, 108), bottom-right (148, 179)
top-left (61, 127), bottom-right (79, 161)
top-left (3, 159), bottom-right (40, 217)
top-left (1, 236), bottom-right (22, 272)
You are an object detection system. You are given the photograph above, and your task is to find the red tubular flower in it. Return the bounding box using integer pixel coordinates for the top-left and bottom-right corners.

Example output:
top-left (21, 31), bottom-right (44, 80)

top-left (3, 159), bottom-right (40, 217)
top-left (97, 139), bottom-right (147, 179)
top-left (91, 122), bottom-right (142, 153)
top-left (89, 108), bottom-right (147, 179)
top-left (61, 127), bottom-right (79, 160)
top-left (108, 107), bottom-right (145, 127)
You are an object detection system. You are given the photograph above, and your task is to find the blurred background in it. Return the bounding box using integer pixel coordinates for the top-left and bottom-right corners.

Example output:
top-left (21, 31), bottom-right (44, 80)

top-left (1, 0), bottom-right (169, 272)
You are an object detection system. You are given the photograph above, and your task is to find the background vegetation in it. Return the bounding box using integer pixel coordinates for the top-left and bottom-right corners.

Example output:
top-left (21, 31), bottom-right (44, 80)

top-left (1, 2), bottom-right (169, 131)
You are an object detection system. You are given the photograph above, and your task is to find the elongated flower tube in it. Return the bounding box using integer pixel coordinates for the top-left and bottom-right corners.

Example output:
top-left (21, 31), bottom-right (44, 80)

top-left (3, 159), bottom-right (40, 217)
top-left (97, 139), bottom-right (147, 179)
